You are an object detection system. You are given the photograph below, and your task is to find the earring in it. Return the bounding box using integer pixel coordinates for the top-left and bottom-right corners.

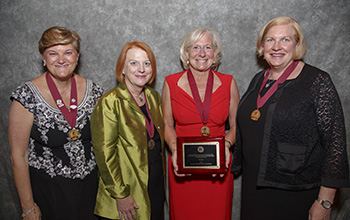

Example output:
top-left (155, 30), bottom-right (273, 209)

top-left (43, 62), bottom-right (46, 67)
top-left (186, 59), bottom-right (189, 65)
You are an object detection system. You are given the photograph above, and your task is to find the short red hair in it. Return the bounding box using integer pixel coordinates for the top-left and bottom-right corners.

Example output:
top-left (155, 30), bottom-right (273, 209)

top-left (116, 41), bottom-right (157, 84)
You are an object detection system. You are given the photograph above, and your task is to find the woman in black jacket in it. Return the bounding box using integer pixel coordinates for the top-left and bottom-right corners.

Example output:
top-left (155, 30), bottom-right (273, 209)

top-left (231, 16), bottom-right (349, 220)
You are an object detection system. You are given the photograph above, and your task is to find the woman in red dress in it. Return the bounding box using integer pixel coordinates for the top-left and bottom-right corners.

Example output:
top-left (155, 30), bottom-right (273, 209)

top-left (162, 27), bottom-right (239, 220)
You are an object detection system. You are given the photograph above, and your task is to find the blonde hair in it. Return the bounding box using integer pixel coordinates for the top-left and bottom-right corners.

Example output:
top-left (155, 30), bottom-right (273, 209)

top-left (38, 26), bottom-right (81, 54)
top-left (116, 41), bottom-right (157, 84)
top-left (256, 17), bottom-right (306, 60)
top-left (180, 27), bottom-right (222, 70)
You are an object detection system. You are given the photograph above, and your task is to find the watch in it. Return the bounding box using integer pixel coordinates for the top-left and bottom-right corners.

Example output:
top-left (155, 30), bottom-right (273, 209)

top-left (316, 198), bottom-right (333, 209)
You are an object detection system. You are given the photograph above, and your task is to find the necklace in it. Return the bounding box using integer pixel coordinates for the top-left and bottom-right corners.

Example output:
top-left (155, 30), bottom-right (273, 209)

top-left (131, 90), bottom-right (144, 103)
top-left (265, 79), bottom-right (276, 88)
top-left (136, 93), bottom-right (144, 102)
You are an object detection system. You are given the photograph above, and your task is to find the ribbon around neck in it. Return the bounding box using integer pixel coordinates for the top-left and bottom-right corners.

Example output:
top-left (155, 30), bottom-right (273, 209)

top-left (129, 90), bottom-right (155, 139)
top-left (187, 69), bottom-right (214, 125)
top-left (46, 72), bottom-right (77, 128)
top-left (257, 61), bottom-right (299, 109)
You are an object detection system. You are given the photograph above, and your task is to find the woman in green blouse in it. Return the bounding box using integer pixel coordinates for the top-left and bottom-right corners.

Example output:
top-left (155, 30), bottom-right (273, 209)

top-left (91, 41), bottom-right (165, 220)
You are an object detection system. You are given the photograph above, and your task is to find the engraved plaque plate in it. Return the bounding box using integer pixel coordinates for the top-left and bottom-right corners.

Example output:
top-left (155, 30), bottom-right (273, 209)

top-left (177, 136), bottom-right (225, 174)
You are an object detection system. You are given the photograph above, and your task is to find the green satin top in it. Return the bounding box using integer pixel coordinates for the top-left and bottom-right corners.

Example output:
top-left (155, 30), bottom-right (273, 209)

top-left (91, 83), bottom-right (164, 220)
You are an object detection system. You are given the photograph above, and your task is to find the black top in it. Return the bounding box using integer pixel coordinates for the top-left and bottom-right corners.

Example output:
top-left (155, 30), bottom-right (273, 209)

top-left (232, 63), bottom-right (349, 190)
top-left (140, 104), bottom-right (165, 220)
top-left (10, 80), bottom-right (103, 179)
top-left (237, 77), bottom-right (319, 220)
top-left (11, 79), bottom-right (103, 219)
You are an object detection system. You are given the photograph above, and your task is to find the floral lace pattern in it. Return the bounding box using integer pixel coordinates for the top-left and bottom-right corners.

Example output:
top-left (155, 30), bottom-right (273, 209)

top-left (232, 64), bottom-right (349, 189)
top-left (11, 79), bottom-right (103, 179)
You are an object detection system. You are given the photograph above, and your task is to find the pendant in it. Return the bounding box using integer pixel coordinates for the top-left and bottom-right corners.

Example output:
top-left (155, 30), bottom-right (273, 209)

top-left (56, 99), bottom-right (64, 108)
top-left (200, 125), bottom-right (210, 137)
top-left (148, 139), bottom-right (155, 150)
top-left (68, 128), bottom-right (79, 141)
top-left (265, 80), bottom-right (275, 88)
top-left (251, 109), bottom-right (261, 121)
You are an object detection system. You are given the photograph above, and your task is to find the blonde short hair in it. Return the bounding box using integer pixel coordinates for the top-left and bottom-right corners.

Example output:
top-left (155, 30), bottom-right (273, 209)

top-left (38, 26), bottom-right (81, 54)
top-left (180, 27), bottom-right (222, 70)
top-left (256, 17), bottom-right (306, 60)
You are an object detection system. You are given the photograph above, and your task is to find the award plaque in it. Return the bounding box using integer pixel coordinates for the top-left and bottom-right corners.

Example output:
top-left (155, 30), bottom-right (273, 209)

top-left (177, 136), bottom-right (225, 174)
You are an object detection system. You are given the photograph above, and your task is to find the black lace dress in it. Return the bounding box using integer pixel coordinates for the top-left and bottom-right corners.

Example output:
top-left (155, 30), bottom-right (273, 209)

top-left (11, 79), bottom-right (103, 220)
top-left (238, 78), bottom-right (318, 219)
top-left (234, 64), bottom-right (349, 220)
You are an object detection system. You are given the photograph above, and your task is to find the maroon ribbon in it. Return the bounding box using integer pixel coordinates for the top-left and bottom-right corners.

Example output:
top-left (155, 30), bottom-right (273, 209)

top-left (187, 69), bottom-right (213, 125)
top-left (130, 91), bottom-right (154, 139)
top-left (257, 61), bottom-right (299, 108)
top-left (46, 72), bottom-right (77, 128)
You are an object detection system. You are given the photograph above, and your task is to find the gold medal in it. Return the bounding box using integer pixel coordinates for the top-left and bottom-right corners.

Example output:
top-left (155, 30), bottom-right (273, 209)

top-left (68, 128), bottom-right (79, 141)
top-left (148, 139), bottom-right (155, 150)
top-left (200, 125), bottom-right (210, 137)
top-left (251, 109), bottom-right (261, 121)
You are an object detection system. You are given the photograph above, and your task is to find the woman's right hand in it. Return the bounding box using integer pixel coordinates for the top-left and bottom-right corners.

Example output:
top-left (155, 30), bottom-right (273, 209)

top-left (23, 204), bottom-right (41, 220)
top-left (171, 150), bottom-right (187, 177)
top-left (116, 195), bottom-right (139, 220)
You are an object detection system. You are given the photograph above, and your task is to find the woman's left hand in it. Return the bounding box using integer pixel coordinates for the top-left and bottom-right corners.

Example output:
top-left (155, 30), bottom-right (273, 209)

top-left (212, 142), bottom-right (231, 178)
top-left (308, 200), bottom-right (331, 220)
top-left (116, 196), bottom-right (139, 220)
top-left (212, 78), bottom-right (239, 178)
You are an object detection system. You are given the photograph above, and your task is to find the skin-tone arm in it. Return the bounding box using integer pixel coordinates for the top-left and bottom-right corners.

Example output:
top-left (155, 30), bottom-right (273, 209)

top-left (222, 78), bottom-right (240, 175)
top-left (8, 100), bottom-right (41, 219)
top-left (308, 186), bottom-right (337, 220)
top-left (162, 81), bottom-right (185, 177)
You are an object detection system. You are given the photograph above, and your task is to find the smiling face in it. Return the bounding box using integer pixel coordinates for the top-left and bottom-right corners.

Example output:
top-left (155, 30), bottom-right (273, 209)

top-left (263, 24), bottom-right (298, 72)
top-left (123, 47), bottom-right (152, 92)
top-left (42, 44), bottom-right (79, 80)
top-left (185, 33), bottom-right (215, 73)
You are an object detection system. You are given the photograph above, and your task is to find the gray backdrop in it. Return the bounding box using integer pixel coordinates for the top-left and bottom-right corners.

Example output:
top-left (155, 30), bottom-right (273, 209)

top-left (1, 0), bottom-right (349, 219)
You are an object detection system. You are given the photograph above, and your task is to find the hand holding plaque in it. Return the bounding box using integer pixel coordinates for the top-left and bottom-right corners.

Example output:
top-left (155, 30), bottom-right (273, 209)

top-left (176, 136), bottom-right (225, 174)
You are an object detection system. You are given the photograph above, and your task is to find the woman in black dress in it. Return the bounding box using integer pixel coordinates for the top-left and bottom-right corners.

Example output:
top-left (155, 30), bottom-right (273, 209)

top-left (231, 17), bottom-right (349, 220)
top-left (9, 26), bottom-right (103, 219)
